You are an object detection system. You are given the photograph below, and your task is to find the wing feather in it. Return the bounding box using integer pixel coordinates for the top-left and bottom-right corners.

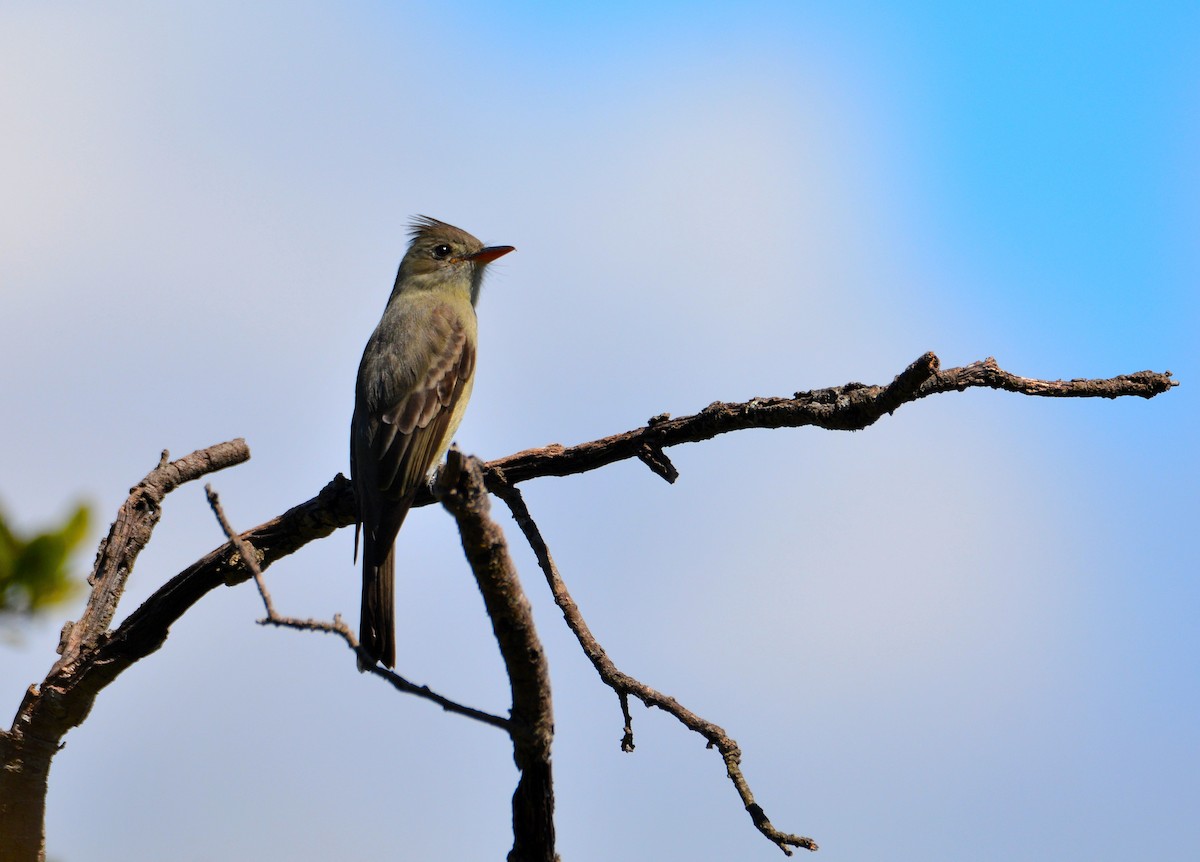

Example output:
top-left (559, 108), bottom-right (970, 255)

top-left (356, 304), bottom-right (475, 522)
top-left (352, 302), bottom-right (476, 668)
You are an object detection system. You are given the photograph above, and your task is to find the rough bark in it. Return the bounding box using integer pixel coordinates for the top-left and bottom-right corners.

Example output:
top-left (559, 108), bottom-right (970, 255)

top-left (1, 355), bottom-right (1177, 859)
top-left (436, 451), bottom-right (557, 862)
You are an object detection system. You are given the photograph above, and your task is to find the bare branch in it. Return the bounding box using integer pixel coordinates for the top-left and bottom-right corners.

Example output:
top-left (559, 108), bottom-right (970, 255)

top-left (636, 441), bottom-right (679, 483)
top-left (9, 471), bottom-right (352, 756)
top-left (17, 354), bottom-right (1177, 722)
top-left (53, 440), bottom-right (250, 673)
top-left (435, 450), bottom-right (557, 862)
top-left (493, 480), bottom-right (817, 855)
top-left (4, 355), bottom-right (1175, 858)
top-left (479, 355), bottom-right (1176, 487)
top-left (3, 440), bottom-right (249, 862)
top-left (204, 484), bottom-right (511, 732)
top-left (204, 483), bottom-right (276, 618)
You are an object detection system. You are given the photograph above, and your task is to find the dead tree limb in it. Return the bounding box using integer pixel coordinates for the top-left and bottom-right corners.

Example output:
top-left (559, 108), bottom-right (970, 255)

top-left (54, 440), bottom-right (250, 673)
top-left (1, 354), bottom-right (1177, 860)
top-left (203, 483), bottom-right (510, 730)
top-left (479, 354), bottom-right (1176, 488)
top-left (2, 441), bottom-right (249, 862)
top-left (493, 481), bottom-right (817, 855)
top-left (436, 449), bottom-right (557, 862)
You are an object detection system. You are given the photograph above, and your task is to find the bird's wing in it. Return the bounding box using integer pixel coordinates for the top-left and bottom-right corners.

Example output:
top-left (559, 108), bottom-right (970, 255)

top-left (376, 307), bottom-right (475, 497)
top-left (354, 304), bottom-right (476, 555)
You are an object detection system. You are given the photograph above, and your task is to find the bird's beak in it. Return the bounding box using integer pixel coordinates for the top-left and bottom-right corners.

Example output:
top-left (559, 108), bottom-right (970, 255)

top-left (465, 245), bottom-right (515, 264)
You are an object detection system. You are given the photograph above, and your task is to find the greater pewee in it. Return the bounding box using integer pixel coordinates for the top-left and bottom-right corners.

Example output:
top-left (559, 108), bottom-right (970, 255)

top-left (352, 216), bottom-right (514, 669)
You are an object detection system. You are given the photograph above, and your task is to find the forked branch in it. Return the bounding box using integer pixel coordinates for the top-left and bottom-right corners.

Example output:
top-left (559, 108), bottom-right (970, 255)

top-left (494, 481), bottom-right (817, 855)
top-left (203, 484), bottom-right (509, 730)
top-left (435, 450), bottom-right (557, 862)
top-left (3, 354), bottom-right (1176, 861)
top-left (479, 353), bottom-right (1175, 488)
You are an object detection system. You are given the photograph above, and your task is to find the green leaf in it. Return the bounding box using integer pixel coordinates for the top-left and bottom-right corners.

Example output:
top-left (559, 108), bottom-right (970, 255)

top-left (0, 503), bottom-right (91, 618)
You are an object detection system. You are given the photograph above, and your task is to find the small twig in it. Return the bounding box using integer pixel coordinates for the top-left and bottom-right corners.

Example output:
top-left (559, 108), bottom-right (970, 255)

top-left (364, 660), bottom-right (513, 731)
top-left (204, 483), bottom-right (511, 732)
top-left (636, 442), bottom-right (679, 483)
top-left (617, 691), bottom-right (635, 753)
top-left (205, 484), bottom-right (275, 619)
top-left (493, 480), bottom-right (817, 855)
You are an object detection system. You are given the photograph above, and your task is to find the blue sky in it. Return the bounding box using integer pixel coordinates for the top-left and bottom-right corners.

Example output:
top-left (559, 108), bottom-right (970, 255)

top-left (2, 2), bottom-right (1196, 860)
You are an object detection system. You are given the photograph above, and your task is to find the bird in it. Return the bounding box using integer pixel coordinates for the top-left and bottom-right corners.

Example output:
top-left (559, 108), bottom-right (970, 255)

top-left (351, 216), bottom-right (514, 669)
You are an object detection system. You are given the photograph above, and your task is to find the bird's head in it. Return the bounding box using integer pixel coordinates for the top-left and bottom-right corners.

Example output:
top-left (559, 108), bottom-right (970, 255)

top-left (394, 215), bottom-right (514, 305)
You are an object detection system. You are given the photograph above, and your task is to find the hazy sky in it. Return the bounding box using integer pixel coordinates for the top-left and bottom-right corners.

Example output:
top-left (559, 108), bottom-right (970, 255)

top-left (2, 3), bottom-right (1196, 860)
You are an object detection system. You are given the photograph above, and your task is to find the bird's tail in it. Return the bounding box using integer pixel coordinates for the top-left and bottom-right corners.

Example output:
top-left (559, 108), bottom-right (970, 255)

top-left (359, 541), bottom-right (396, 670)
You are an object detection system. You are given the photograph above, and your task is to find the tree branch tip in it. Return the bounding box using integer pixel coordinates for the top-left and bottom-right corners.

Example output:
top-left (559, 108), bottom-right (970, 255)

top-left (910, 349), bottom-right (940, 369)
top-left (637, 443), bottom-right (679, 484)
top-left (485, 464), bottom-right (510, 490)
top-left (885, 352), bottom-right (942, 398)
top-left (437, 446), bottom-right (469, 494)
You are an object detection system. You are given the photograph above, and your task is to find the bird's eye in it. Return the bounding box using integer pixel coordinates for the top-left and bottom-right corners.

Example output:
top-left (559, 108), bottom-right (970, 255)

top-left (432, 243), bottom-right (452, 260)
